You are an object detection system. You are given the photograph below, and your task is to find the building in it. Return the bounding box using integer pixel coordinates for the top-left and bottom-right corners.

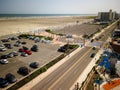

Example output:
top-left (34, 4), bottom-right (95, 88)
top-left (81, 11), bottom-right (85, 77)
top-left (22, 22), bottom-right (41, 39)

top-left (95, 9), bottom-right (119, 24)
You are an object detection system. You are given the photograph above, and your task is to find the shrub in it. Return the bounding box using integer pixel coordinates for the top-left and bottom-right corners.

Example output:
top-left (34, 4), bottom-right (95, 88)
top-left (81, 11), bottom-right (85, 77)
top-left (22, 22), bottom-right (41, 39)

top-left (45, 37), bottom-right (53, 40)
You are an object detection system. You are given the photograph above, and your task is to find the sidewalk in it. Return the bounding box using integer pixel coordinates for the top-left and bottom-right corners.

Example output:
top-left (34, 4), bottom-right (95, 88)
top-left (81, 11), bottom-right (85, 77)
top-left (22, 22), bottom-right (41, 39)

top-left (70, 49), bottom-right (104, 90)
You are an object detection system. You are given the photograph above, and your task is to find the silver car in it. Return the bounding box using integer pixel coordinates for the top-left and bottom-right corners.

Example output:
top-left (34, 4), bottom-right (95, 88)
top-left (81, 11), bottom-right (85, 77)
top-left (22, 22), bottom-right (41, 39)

top-left (0, 59), bottom-right (8, 64)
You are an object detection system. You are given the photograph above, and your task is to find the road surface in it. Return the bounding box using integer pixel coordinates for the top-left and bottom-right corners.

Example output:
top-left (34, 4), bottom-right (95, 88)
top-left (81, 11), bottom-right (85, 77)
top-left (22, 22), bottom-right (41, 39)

top-left (31, 47), bottom-right (99, 90)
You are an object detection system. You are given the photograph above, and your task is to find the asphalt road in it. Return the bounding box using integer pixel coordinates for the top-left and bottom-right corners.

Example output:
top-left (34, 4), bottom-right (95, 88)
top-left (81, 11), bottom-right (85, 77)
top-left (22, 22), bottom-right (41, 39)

top-left (31, 47), bottom-right (99, 90)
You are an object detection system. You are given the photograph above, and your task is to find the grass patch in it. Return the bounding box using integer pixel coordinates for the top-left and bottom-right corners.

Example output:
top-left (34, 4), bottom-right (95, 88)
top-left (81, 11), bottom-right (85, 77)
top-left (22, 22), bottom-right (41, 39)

top-left (45, 29), bottom-right (65, 36)
top-left (18, 34), bottom-right (53, 40)
top-left (45, 29), bottom-right (55, 34)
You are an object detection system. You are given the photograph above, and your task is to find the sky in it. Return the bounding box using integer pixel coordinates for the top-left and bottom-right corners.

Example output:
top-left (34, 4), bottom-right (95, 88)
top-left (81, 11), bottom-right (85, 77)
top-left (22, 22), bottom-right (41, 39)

top-left (0, 0), bottom-right (119, 14)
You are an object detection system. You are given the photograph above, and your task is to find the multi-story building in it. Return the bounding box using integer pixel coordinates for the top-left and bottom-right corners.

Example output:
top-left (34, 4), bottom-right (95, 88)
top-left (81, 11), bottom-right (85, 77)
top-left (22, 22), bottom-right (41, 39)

top-left (95, 9), bottom-right (119, 24)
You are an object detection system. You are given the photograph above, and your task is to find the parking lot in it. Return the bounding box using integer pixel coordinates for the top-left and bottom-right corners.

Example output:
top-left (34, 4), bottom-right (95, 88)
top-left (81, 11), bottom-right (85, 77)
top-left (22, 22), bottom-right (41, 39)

top-left (0, 36), bottom-right (61, 80)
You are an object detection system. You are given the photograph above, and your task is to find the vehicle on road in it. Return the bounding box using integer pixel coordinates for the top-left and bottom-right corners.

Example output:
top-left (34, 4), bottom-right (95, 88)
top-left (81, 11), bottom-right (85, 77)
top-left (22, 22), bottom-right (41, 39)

top-left (92, 46), bottom-right (96, 50)
top-left (90, 53), bottom-right (96, 58)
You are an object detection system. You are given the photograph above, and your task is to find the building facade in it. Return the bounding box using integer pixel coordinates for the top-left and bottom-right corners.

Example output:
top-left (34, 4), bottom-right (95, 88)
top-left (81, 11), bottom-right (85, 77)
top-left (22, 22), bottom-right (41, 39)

top-left (96, 9), bottom-right (119, 22)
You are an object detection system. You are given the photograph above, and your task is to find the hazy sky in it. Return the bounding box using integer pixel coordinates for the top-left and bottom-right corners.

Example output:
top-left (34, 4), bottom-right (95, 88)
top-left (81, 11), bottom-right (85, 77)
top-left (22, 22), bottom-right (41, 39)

top-left (0, 0), bottom-right (119, 14)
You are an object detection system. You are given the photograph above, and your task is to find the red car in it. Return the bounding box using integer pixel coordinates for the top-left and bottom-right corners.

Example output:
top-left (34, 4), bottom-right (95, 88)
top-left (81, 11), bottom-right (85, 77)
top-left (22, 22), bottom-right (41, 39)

top-left (19, 48), bottom-right (24, 52)
top-left (24, 50), bottom-right (32, 55)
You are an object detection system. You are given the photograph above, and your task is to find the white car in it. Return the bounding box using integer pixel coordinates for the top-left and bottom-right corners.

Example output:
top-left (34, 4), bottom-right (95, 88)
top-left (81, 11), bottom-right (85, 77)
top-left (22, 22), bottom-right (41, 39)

top-left (21, 52), bottom-right (28, 57)
top-left (0, 47), bottom-right (7, 51)
top-left (0, 59), bottom-right (8, 64)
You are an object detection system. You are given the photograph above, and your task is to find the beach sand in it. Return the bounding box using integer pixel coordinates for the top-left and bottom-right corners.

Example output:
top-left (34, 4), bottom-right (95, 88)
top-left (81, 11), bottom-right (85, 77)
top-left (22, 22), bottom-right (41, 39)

top-left (0, 16), bottom-right (92, 36)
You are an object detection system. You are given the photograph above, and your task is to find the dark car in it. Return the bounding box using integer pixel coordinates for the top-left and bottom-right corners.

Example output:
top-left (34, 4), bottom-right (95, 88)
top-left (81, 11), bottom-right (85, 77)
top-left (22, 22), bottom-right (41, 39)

top-left (31, 47), bottom-right (38, 52)
top-left (11, 37), bottom-right (18, 40)
top-left (0, 78), bottom-right (9, 87)
top-left (31, 45), bottom-right (38, 52)
top-left (58, 47), bottom-right (67, 52)
top-left (19, 48), bottom-right (24, 52)
top-left (30, 62), bottom-right (39, 68)
top-left (58, 44), bottom-right (68, 52)
top-left (21, 41), bottom-right (26, 44)
top-left (12, 51), bottom-right (19, 56)
top-left (1, 39), bottom-right (10, 43)
top-left (4, 43), bottom-right (13, 49)
top-left (92, 46), bottom-right (96, 50)
top-left (7, 51), bottom-right (19, 58)
top-left (18, 66), bottom-right (30, 75)
top-left (90, 53), bottom-right (95, 58)
top-left (14, 42), bottom-right (20, 47)
top-left (90, 39), bottom-right (94, 42)
top-left (5, 73), bottom-right (17, 83)
top-left (1, 55), bottom-right (8, 59)
top-left (22, 46), bottom-right (29, 50)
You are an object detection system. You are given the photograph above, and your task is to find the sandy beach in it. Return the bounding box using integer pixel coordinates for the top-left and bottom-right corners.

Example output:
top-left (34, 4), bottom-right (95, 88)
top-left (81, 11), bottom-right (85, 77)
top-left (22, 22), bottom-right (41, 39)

top-left (0, 16), bottom-right (92, 36)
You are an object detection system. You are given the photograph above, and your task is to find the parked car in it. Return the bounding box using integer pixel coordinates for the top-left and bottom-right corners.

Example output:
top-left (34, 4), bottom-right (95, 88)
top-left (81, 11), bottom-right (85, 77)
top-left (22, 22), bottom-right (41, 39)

top-left (0, 78), bottom-right (9, 87)
top-left (0, 44), bottom-right (4, 47)
top-left (7, 53), bottom-right (14, 58)
top-left (19, 48), bottom-right (24, 52)
top-left (22, 46), bottom-right (29, 50)
top-left (21, 41), bottom-right (26, 44)
top-left (58, 47), bottom-right (67, 52)
top-left (31, 45), bottom-right (38, 52)
top-left (24, 50), bottom-right (32, 55)
top-left (21, 52), bottom-right (28, 57)
top-left (28, 36), bottom-right (34, 40)
top-left (14, 42), bottom-right (20, 47)
top-left (1, 39), bottom-right (10, 42)
top-left (1, 55), bottom-right (8, 59)
top-left (10, 37), bottom-right (18, 40)
top-left (12, 51), bottom-right (19, 56)
top-left (0, 47), bottom-right (7, 51)
top-left (58, 44), bottom-right (68, 52)
top-left (5, 73), bottom-right (17, 83)
top-left (90, 39), bottom-right (94, 42)
top-left (0, 59), bottom-right (8, 64)
top-left (4, 43), bottom-right (13, 49)
top-left (7, 51), bottom-right (19, 58)
top-left (30, 62), bottom-right (39, 68)
top-left (90, 53), bottom-right (95, 58)
top-left (18, 66), bottom-right (30, 75)
top-left (34, 37), bottom-right (40, 43)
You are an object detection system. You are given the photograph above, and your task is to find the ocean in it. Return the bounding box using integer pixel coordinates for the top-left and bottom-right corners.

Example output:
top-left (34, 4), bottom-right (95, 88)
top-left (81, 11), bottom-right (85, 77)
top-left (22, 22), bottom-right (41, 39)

top-left (0, 14), bottom-right (96, 18)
